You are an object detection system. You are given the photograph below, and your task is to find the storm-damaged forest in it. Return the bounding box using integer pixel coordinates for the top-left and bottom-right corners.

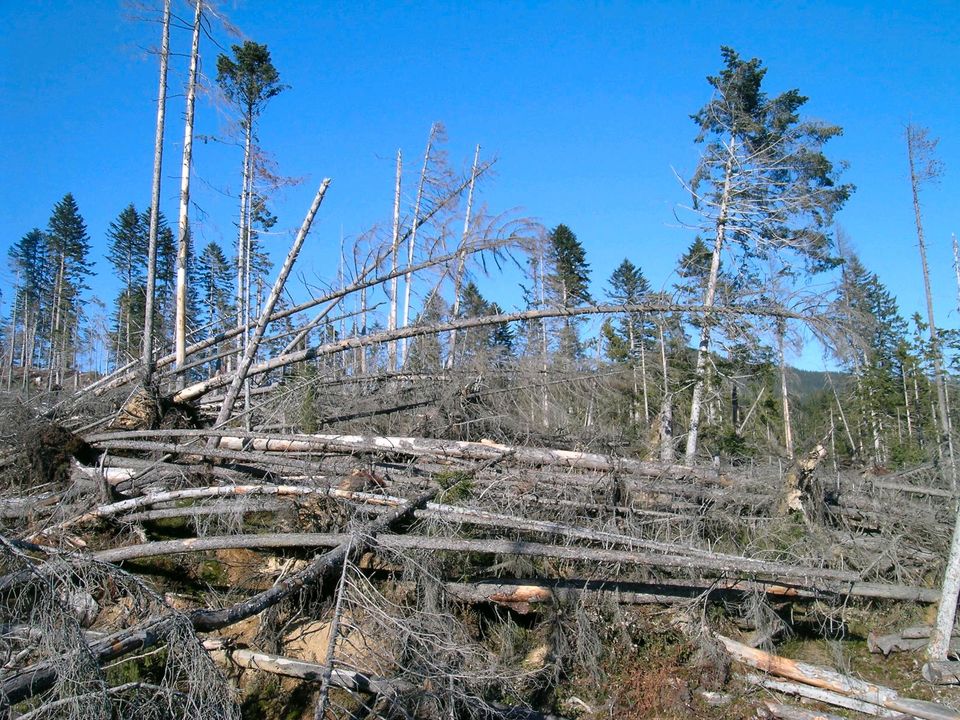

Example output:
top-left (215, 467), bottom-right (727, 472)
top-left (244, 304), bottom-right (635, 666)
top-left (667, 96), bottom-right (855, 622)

top-left (2, 2), bottom-right (960, 719)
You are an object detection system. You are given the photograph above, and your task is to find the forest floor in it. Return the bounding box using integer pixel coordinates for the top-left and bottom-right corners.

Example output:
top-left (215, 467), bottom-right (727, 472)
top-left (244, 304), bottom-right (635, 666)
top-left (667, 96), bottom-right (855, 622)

top-left (2, 385), bottom-right (960, 720)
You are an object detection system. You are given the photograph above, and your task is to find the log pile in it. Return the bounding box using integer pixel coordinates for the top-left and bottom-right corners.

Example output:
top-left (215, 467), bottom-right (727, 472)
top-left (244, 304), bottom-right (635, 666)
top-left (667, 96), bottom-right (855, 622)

top-left (1, 411), bottom-right (958, 718)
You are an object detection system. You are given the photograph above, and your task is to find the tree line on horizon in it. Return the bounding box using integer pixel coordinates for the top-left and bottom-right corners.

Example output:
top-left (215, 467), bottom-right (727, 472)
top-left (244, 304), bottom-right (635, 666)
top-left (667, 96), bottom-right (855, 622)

top-left (2, 4), bottom-right (957, 473)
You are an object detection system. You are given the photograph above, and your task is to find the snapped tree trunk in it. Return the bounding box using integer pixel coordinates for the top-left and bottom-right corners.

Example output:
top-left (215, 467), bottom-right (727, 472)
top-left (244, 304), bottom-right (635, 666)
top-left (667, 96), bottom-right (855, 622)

top-left (387, 150), bottom-right (402, 370)
top-left (174, 0), bottom-right (201, 383)
top-left (209, 179), bottom-right (331, 434)
top-left (141, 0), bottom-right (170, 383)
top-left (445, 143), bottom-right (480, 370)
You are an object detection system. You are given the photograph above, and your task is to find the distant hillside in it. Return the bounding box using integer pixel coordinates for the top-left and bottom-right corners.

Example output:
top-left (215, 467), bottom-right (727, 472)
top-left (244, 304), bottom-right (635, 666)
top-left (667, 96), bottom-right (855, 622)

top-left (787, 367), bottom-right (849, 400)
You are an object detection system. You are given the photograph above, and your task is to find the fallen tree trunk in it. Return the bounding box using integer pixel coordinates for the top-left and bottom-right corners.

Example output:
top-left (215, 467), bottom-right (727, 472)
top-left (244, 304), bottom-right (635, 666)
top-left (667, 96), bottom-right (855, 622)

top-left (203, 640), bottom-right (409, 695)
top-left (87, 428), bottom-right (718, 481)
top-left (746, 673), bottom-right (911, 718)
top-left (922, 661), bottom-right (960, 685)
top-left (92, 530), bottom-right (857, 585)
top-left (758, 700), bottom-right (848, 720)
top-left (717, 633), bottom-right (960, 720)
top-left (70, 480), bottom-right (762, 566)
top-left (868, 628), bottom-right (960, 656)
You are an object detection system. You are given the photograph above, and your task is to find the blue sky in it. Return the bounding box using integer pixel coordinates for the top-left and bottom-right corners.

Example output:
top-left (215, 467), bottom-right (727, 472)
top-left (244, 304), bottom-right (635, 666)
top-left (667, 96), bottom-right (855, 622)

top-left (1, 0), bottom-right (958, 370)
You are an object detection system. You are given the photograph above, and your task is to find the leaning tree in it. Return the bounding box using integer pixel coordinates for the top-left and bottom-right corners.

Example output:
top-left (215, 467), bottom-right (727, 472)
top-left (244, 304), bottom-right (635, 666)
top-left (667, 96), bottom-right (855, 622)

top-left (681, 46), bottom-right (852, 465)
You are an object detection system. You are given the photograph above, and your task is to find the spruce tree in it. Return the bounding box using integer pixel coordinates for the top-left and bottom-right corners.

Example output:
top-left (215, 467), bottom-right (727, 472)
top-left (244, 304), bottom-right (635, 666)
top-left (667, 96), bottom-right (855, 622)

top-left (682, 47), bottom-right (852, 463)
top-left (217, 41), bottom-right (286, 334)
top-left (7, 228), bottom-right (53, 372)
top-left (547, 224), bottom-right (591, 360)
top-left (46, 194), bottom-right (94, 381)
top-left (602, 258), bottom-right (653, 424)
top-left (107, 204), bottom-right (148, 364)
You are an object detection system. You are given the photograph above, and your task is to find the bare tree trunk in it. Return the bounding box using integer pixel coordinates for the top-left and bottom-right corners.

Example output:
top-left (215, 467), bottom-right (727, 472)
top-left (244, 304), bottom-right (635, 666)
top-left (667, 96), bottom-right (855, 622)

top-left (174, 0), bottom-right (201, 387)
top-left (446, 144), bottom-right (480, 370)
top-left (685, 146), bottom-right (734, 465)
top-left (903, 361), bottom-right (914, 441)
top-left (400, 125), bottom-right (437, 368)
top-left (141, 0), bottom-right (170, 384)
top-left (387, 150), bottom-right (402, 370)
top-left (47, 255), bottom-right (65, 391)
top-left (907, 125), bottom-right (952, 469)
top-left (209, 179), bottom-right (331, 434)
top-left (638, 316), bottom-right (649, 423)
top-left (5, 270), bottom-right (19, 390)
top-left (908, 125), bottom-right (960, 661)
top-left (778, 319), bottom-right (794, 460)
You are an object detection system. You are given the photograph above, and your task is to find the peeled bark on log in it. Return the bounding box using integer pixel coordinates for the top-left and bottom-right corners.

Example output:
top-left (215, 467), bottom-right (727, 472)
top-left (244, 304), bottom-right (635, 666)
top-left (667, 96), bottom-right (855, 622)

top-left (203, 640), bottom-right (410, 695)
top-left (718, 634), bottom-right (960, 720)
top-left (88, 428), bottom-right (719, 481)
top-left (868, 629), bottom-right (960, 656)
top-left (747, 673), bottom-right (911, 718)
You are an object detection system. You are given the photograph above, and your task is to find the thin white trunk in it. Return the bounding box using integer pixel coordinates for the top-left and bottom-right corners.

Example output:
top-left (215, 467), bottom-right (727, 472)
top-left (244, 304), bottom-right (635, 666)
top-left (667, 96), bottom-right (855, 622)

top-left (446, 144), bottom-right (480, 370)
top-left (685, 143), bottom-right (735, 465)
top-left (5, 279), bottom-right (19, 391)
top-left (910, 126), bottom-right (960, 660)
top-left (142, 0), bottom-right (170, 383)
top-left (236, 118), bottom-right (253, 332)
top-left (907, 126), bottom-right (951, 456)
top-left (210, 179), bottom-right (331, 434)
top-left (657, 316), bottom-right (674, 460)
top-left (902, 362), bottom-right (914, 441)
top-left (639, 316), bottom-right (649, 422)
top-left (953, 233), bottom-right (960, 313)
top-left (174, 0), bottom-right (202, 384)
top-left (48, 255), bottom-right (65, 390)
top-left (387, 150), bottom-right (402, 370)
top-left (778, 320), bottom-right (794, 460)
top-left (400, 125), bottom-right (437, 367)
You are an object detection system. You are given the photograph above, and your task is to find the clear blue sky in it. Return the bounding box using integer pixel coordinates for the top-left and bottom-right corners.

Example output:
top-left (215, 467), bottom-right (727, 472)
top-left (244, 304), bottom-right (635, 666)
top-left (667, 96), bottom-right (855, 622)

top-left (1, 1), bottom-right (958, 370)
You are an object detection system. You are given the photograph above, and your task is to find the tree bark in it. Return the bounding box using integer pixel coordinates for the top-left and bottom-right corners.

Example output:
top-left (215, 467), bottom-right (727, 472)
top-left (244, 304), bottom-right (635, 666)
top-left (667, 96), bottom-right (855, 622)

top-left (141, 0), bottom-right (170, 383)
top-left (174, 0), bottom-right (202, 382)
top-left (387, 150), bottom-right (402, 370)
top-left (718, 633), bottom-right (960, 720)
top-left (400, 125), bottom-right (437, 368)
top-left (445, 143), bottom-right (480, 369)
top-left (209, 179), bottom-right (331, 433)
top-left (685, 144), bottom-right (735, 465)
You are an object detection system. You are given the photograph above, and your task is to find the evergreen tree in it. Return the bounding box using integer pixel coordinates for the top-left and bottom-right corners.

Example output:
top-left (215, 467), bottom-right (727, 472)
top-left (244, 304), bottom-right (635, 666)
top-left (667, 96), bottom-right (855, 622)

top-left (106, 204), bottom-right (148, 364)
top-left (456, 282), bottom-right (514, 365)
top-left (217, 41), bottom-right (287, 333)
top-left (46, 194), bottom-right (94, 380)
top-left (682, 47), bottom-right (852, 463)
top-left (7, 228), bottom-right (53, 371)
top-left (833, 253), bottom-right (913, 464)
top-left (546, 224), bottom-right (591, 360)
top-left (603, 258), bottom-right (651, 363)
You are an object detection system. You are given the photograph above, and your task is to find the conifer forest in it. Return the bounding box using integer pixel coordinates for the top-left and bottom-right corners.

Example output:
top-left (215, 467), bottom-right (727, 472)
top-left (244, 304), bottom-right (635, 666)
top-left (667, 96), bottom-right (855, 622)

top-left (3, 4), bottom-right (960, 719)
